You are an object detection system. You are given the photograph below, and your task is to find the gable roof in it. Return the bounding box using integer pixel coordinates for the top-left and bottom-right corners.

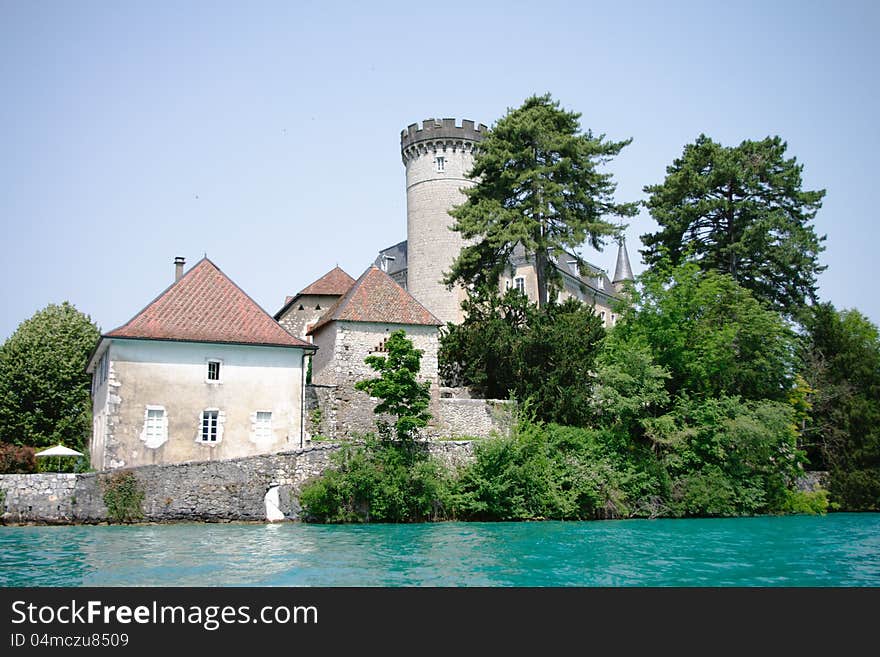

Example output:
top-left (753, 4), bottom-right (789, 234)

top-left (298, 266), bottom-right (356, 296)
top-left (274, 266), bottom-right (356, 320)
top-left (105, 258), bottom-right (314, 349)
top-left (308, 265), bottom-right (441, 335)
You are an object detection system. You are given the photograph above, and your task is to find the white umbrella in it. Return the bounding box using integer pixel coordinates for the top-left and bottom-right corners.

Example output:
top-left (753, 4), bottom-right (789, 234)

top-left (35, 444), bottom-right (84, 472)
top-left (35, 444), bottom-right (83, 457)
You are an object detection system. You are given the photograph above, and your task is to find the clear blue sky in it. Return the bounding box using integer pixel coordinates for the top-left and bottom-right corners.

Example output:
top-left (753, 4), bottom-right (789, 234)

top-left (2, 0), bottom-right (878, 341)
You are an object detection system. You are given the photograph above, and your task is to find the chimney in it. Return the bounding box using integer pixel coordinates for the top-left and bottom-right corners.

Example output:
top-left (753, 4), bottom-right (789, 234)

top-left (174, 256), bottom-right (185, 282)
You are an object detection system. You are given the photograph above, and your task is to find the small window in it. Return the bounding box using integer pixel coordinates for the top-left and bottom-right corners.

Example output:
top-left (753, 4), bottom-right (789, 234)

top-left (515, 277), bottom-right (525, 293)
top-left (254, 411), bottom-right (272, 441)
top-left (207, 359), bottom-right (221, 382)
top-left (200, 410), bottom-right (219, 442)
top-left (435, 156), bottom-right (445, 172)
top-left (298, 304), bottom-right (304, 311)
top-left (315, 304), bottom-right (322, 311)
top-left (600, 311), bottom-right (606, 322)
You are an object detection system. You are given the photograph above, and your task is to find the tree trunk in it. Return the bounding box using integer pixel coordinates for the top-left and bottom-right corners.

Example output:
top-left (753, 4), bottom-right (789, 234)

top-left (535, 246), bottom-right (549, 308)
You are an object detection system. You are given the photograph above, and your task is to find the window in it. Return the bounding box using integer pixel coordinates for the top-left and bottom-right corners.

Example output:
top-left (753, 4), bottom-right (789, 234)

top-left (515, 277), bottom-right (525, 293)
top-left (298, 304), bottom-right (304, 311)
top-left (142, 406), bottom-right (167, 448)
top-left (200, 410), bottom-right (219, 443)
top-left (600, 311), bottom-right (606, 323)
top-left (254, 411), bottom-right (272, 441)
top-left (435, 156), bottom-right (445, 172)
top-left (315, 304), bottom-right (321, 310)
top-left (207, 359), bottom-right (221, 382)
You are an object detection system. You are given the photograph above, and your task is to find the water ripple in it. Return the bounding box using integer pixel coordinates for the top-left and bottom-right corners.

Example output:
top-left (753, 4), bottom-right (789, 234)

top-left (1, 514), bottom-right (878, 587)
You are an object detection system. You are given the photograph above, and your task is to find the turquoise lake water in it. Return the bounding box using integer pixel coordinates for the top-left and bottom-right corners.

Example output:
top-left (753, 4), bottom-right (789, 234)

top-left (1, 513), bottom-right (878, 586)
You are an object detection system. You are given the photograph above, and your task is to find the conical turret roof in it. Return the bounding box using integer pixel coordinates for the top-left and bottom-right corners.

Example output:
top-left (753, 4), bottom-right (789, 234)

top-left (612, 238), bottom-right (634, 284)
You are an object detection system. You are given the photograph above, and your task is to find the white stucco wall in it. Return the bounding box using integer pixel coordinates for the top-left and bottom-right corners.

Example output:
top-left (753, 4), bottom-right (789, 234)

top-left (91, 339), bottom-right (307, 470)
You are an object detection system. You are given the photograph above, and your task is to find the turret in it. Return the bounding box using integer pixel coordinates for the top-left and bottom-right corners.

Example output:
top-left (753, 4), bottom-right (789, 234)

top-left (401, 118), bottom-right (487, 325)
top-left (612, 238), bottom-right (634, 294)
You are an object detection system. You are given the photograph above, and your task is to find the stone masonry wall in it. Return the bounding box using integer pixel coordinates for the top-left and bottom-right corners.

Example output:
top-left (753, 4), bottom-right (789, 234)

top-left (435, 398), bottom-right (513, 439)
top-left (0, 474), bottom-right (78, 524)
top-left (0, 441), bottom-right (476, 525)
top-left (311, 322), bottom-right (440, 438)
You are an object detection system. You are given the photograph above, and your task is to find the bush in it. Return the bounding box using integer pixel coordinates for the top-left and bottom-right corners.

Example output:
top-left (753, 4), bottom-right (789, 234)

top-left (448, 421), bottom-right (664, 521)
top-left (0, 442), bottom-right (36, 474)
top-left (300, 439), bottom-right (450, 523)
top-left (783, 489), bottom-right (829, 515)
top-left (102, 470), bottom-right (144, 523)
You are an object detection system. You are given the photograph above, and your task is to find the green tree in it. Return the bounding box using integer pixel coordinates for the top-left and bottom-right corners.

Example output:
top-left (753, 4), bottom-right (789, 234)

top-left (799, 303), bottom-right (880, 509)
top-left (355, 329), bottom-right (431, 442)
top-left (644, 395), bottom-right (803, 516)
top-left (614, 265), bottom-right (795, 402)
top-left (446, 93), bottom-right (637, 306)
top-left (641, 134), bottom-right (826, 316)
top-left (0, 303), bottom-right (100, 466)
top-left (440, 292), bottom-right (605, 426)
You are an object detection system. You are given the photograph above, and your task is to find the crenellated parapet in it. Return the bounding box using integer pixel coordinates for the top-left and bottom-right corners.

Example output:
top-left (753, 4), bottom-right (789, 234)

top-left (401, 118), bottom-right (487, 163)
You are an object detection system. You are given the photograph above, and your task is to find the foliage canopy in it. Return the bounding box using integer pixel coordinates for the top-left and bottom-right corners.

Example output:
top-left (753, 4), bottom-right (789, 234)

top-left (641, 134), bottom-right (826, 316)
top-left (0, 302), bottom-right (100, 468)
top-left (446, 93), bottom-right (637, 306)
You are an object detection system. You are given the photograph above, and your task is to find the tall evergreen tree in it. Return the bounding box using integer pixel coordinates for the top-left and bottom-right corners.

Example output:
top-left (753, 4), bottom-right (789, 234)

top-left (445, 93), bottom-right (637, 306)
top-left (641, 134), bottom-right (826, 316)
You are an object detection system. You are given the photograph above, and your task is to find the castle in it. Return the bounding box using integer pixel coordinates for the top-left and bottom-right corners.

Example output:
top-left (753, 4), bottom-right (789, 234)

top-left (87, 116), bottom-right (632, 470)
top-left (375, 118), bottom-right (633, 327)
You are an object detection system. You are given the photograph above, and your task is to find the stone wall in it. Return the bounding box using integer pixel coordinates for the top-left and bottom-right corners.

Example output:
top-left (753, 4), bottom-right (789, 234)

top-left (311, 321), bottom-right (440, 437)
top-left (0, 441), bottom-right (477, 525)
top-left (0, 474), bottom-right (78, 524)
top-left (436, 398), bottom-right (513, 439)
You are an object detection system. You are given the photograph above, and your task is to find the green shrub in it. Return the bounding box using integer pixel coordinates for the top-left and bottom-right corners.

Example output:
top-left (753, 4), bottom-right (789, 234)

top-left (448, 421), bottom-right (664, 521)
top-left (828, 468), bottom-right (880, 511)
top-left (300, 439), bottom-right (450, 523)
top-left (102, 470), bottom-right (145, 523)
top-left (783, 489), bottom-right (829, 515)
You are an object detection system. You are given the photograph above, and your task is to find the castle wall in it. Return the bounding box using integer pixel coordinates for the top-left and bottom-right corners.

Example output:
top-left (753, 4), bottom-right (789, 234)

top-left (277, 293), bottom-right (340, 340)
top-left (499, 262), bottom-right (620, 328)
top-left (310, 321), bottom-right (440, 437)
top-left (402, 119), bottom-right (486, 326)
top-left (0, 442), bottom-right (475, 524)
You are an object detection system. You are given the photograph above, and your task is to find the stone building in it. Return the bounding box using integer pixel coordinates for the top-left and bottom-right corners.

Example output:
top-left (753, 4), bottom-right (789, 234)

top-left (275, 266), bottom-right (355, 340)
top-left (87, 257), bottom-right (315, 470)
top-left (306, 265), bottom-right (442, 437)
top-left (377, 117), bottom-right (634, 329)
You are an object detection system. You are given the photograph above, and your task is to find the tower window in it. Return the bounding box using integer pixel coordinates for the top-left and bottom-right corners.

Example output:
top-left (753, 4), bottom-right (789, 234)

top-left (515, 277), bottom-right (525, 293)
top-left (435, 156), bottom-right (445, 173)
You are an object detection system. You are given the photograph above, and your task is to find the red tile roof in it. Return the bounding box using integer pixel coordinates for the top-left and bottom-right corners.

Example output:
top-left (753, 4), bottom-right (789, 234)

top-left (106, 258), bottom-right (314, 348)
top-left (298, 266), bottom-right (356, 296)
top-left (308, 265), bottom-right (441, 335)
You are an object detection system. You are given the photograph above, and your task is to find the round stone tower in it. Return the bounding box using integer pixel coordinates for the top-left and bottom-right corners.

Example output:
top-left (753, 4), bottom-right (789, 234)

top-left (401, 117), bottom-right (487, 325)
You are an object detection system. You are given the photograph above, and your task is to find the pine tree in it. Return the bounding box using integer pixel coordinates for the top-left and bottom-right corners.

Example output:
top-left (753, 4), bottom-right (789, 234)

top-left (446, 93), bottom-right (637, 307)
top-left (641, 134), bottom-right (826, 316)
